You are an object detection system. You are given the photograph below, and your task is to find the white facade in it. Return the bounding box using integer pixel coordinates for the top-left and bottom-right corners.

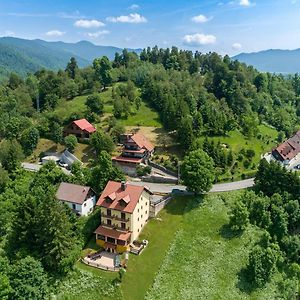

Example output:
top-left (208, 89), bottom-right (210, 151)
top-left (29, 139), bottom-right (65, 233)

top-left (63, 195), bottom-right (96, 216)
top-left (130, 190), bottom-right (151, 241)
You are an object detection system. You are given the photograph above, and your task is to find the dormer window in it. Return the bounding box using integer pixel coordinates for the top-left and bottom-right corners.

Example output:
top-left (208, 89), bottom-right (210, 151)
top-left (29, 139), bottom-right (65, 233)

top-left (118, 195), bottom-right (130, 207)
top-left (105, 192), bottom-right (116, 204)
top-left (105, 197), bottom-right (113, 204)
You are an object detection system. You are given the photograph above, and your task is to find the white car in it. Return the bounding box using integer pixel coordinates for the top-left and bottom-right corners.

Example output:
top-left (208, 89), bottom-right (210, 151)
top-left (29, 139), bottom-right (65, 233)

top-left (58, 161), bottom-right (69, 169)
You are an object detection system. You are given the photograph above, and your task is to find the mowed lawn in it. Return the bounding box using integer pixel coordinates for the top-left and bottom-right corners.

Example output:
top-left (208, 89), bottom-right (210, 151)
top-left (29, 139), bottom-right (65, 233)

top-left (145, 192), bottom-right (280, 300)
top-left (121, 196), bottom-right (189, 300)
top-left (53, 86), bottom-right (161, 128)
top-left (196, 124), bottom-right (278, 180)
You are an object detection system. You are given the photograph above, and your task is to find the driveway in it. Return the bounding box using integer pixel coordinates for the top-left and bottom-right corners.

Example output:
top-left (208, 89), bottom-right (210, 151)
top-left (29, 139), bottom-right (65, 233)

top-left (21, 162), bottom-right (71, 175)
top-left (128, 178), bottom-right (255, 194)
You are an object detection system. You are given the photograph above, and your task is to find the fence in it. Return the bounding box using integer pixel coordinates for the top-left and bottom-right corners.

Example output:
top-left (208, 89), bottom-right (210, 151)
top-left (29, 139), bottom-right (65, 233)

top-left (82, 257), bottom-right (119, 272)
top-left (149, 196), bottom-right (172, 217)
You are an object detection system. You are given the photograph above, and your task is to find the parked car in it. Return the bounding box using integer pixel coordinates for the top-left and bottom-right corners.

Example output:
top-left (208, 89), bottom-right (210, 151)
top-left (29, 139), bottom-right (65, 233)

top-left (295, 164), bottom-right (300, 169)
top-left (58, 161), bottom-right (69, 169)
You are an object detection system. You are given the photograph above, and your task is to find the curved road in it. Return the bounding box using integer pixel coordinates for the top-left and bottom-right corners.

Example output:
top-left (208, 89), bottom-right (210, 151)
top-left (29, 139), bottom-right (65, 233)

top-left (128, 178), bottom-right (255, 194)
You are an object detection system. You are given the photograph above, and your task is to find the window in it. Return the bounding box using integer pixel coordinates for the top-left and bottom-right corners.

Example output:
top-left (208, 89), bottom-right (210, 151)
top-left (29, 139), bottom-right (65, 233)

top-left (141, 215), bottom-right (143, 219)
top-left (121, 222), bottom-right (126, 229)
top-left (83, 202), bottom-right (86, 207)
top-left (138, 209), bottom-right (139, 212)
top-left (121, 212), bottom-right (126, 220)
top-left (107, 219), bottom-right (112, 226)
top-left (138, 217), bottom-right (139, 221)
top-left (107, 237), bottom-right (115, 244)
top-left (141, 206), bottom-right (143, 210)
top-left (117, 239), bottom-right (126, 246)
top-left (145, 211), bottom-right (148, 214)
top-left (97, 234), bottom-right (105, 241)
top-left (72, 204), bottom-right (76, 210)
top-left (138, 229), bottom-right (139, 232)
top-left (107, 209), bottom-right (111, 216)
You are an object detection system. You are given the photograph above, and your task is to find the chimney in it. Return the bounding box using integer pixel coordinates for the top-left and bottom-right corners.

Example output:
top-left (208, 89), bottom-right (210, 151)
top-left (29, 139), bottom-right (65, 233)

top-left (121, 181), bottom-right (126, 191)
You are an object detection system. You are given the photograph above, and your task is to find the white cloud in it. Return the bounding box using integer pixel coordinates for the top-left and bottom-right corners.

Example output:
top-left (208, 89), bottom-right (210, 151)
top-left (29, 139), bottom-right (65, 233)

top-left (191, 14), bottom-right (211, 23)
top-left (239, 0), bottom-right (251, 6)
top-left (86, 30), bottom-right (110, 38)
top-left (106, 13), bottom-right (147, 23)
top-left (129, 4), bottom-right (140, 10)
top-left (74, 19), bottom-right (105, 28)
top-left (232, 42), bottom-right (242, 50)
top-left (46, 30), bottom-right (65, 37)
top-left (183, 33), bottom-right (216, 46)
top-left (3, 30), bottom-right (15, 37)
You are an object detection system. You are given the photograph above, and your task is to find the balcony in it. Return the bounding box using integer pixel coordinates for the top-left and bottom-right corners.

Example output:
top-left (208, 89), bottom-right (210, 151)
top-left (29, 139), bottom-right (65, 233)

top-left (114, 225), bottom-right (130, 231)
top-left (101, 212), bottom-right (113, 219)
top-left (102, 223), bottom-right (130, 232)
top-left (101, 212), bottom-right (130, 222)
top-left (113, 215), bottom-right (130, 222)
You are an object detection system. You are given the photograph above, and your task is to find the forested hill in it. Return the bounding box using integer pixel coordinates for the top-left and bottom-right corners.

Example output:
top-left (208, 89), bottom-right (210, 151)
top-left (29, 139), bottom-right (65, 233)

top-left (0, 37), bottom-right (141, 80)
top-left (233, 48), bottom-right (300, 74)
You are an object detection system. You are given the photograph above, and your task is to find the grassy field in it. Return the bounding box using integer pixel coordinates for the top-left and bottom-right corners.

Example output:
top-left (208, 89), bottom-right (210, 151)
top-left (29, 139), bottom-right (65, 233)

top-left (145, 192), bottom-right (281, 300)
top-left (76, 192), bottom-right (282, 300)
top-left (196, 124), bottom-right (279, 181)
top-left (121, 196), bottom-right (189, 300)
top-left (53, 87), bottom-right (161, 128)
top-left (56, 262), bottom-right (122, 300)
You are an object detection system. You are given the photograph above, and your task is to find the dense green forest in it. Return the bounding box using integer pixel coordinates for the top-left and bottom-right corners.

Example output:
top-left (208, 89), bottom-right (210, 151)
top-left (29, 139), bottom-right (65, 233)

top-left (0, 46), bottom-right (299, 299)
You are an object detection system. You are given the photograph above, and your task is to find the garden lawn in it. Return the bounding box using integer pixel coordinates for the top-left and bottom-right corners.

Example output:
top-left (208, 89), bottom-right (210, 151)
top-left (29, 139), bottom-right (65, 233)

top-left (197, 124), bottom-right (279, 181)
top-left (25, 138), bottom-right (64, 162)
top-left (121, 196), bottom-right (190, 300)
top-left (118, 101), bottom-right (161, 127)
top-left (53, 88), bottom-right (113, 121)
top-left (146, 192), bottom-right (281, 300)
top-left (56, 262), bottom-right (121, 300)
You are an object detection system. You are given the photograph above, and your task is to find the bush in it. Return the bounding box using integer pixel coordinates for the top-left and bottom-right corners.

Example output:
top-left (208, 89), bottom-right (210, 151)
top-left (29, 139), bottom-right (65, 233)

top-left (245, 149), bottom-right (255, 160)
top-left (136, 165), bottom-right (152, 177)
top-left (64, 134), bottom-right (78, 153)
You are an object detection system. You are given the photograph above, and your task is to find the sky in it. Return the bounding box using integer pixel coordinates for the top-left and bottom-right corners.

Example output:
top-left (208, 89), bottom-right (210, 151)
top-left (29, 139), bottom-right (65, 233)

top-left (0, 0), bottom-right (300, 55)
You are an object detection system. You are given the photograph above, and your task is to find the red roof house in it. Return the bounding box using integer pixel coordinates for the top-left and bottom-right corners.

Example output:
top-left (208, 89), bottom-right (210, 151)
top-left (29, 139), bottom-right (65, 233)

top-left (94, 181), bottom-right (153, 252)
top-left (112, 132), bottom-right (154, 175)
top-left (64, 118), bottom-right (96, 140)
top-left (272, 130), bottom-right (300, 163)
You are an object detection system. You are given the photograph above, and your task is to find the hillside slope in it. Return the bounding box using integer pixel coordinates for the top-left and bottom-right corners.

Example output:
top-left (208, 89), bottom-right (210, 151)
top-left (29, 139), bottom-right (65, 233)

top-left (0, 37), bottom-right (140, 80)
top-left (233, 48), bottom-right (300, 74)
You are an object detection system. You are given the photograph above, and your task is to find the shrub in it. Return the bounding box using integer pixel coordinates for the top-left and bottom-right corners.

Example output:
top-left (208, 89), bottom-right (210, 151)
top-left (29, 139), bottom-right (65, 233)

top-left (64, 134), bottom-right (78, 153)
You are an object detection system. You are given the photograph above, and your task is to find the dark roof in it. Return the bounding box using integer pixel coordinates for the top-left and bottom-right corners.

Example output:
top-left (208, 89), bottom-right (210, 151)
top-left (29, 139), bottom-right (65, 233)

top-left (96, 181), bottom-right (152, 213)
top-left (56, 182), bottom-right (94, 205)
top-left (273, 130), bottom-right (300, 161)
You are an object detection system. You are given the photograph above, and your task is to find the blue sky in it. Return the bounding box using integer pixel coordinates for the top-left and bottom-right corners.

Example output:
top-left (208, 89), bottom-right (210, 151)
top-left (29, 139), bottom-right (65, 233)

top-left (0, 0), bottom-right (300, 55)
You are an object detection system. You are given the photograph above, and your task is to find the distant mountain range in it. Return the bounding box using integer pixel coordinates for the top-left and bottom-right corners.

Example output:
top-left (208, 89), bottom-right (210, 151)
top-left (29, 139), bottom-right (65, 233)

top-left (0, 37), bottom-right (141, 80)
top-left (233, 49), bottom-right (300, 74)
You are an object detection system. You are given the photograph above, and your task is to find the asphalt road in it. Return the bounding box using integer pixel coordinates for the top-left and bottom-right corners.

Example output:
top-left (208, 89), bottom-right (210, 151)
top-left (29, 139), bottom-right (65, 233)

top-left (128, 178), bottom-right (255, 194)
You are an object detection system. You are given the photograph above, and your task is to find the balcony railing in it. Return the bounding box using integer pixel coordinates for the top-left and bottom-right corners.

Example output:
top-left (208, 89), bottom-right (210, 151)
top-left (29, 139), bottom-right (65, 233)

top-left (101, 212), bottom-right (129, 222)
top-left (113, 215), bottom-right (130, 222)
top-left (102, 223), bottom-right (130, 231)
top-left (101, 212), bottom-right (113, 219)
